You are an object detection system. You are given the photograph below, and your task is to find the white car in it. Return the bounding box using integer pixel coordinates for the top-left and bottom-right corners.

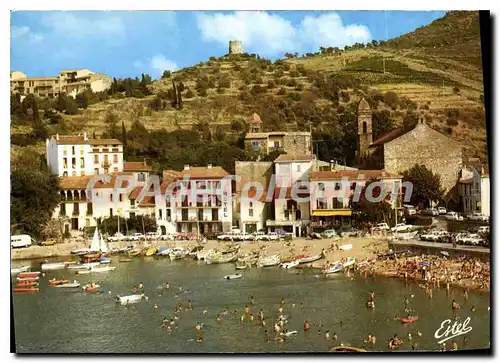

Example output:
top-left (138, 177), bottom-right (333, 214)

top-left (461, 233), bottom-right (483, 246)
top-left (108, 232), bottom-right (125, 242)
top-left (438, 207), bottom-right (447, 214)
top-left (145, 232), bottom-right (160, 241)
top-left (266, 232), bottom-right (280, 241)
top-left (160, 234), bottom-right (175, 241)
top-left (253, 232), bottom-right (268, 241)
top-left (391, 223), bottom-right (412, 233)
top-left (373, 223), bottom-right (390, 231)
top-left (422, 208), bottom-right (439, 216)
top-left (445, 212), bottom-right (463, 221)
top-left (467, 213), bottom-right (489, 222)
top-left (478, 226), bottom-right (490, 234)
top-left (322, 229), bottom-right (339, 238)
top-left (128, 233), bottom-right (145, 241)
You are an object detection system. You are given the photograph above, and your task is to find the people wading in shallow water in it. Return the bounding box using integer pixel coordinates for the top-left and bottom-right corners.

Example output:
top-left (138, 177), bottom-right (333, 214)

top-left (452, 300), bottom-right (460, 311)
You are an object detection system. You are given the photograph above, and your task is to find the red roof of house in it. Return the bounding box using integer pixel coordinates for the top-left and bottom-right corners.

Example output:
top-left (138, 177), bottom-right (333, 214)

top-left (59, 176), bottom-right (92, 190)
top-left (54, 135), bottom-right (88, 145)
top-left (181, 166), bottom-right (230, 179)
top-left (370, 127), bottom-right (408, 147)
top-left (124, 161), bottom-right (152, 172)
top-left (93, 173), bottom-right (133, 188)
top-left (89, 139), bottom-right (122, 146)
top-left (247, 113), bottom-right (262, 124)
top-left (310, 170), bottom-right (402, 181)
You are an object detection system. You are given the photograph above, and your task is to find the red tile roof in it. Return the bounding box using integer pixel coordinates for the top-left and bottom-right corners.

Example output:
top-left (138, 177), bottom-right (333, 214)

top-left (138, 196), bottom-right (156, 207)
top-left (54, 135), bottom-right (88, 145)
top-left (247, 113), bottom-right (262, 124)
top-left (370, 127), bottom-right (408, 146)
top-left (180, 166), bottom-right (230, 179)
top-left (89, 139), bottom-right (122, 146)
top-left (275, 153), bottom-right (314, 162)
top-left (59, 176), bottom-right (92, 190)
top-left (310, 170), bottom-right (402, 181)
top-left (93, 173), bottom-right (133, 189)
top-left (124, 161), bottom-right (152, 172)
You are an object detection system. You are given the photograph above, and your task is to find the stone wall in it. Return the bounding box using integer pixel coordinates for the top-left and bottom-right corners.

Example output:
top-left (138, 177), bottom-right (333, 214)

top-left (384, 122), bottom-right (463, 195)
top-left (283, 134), bottom-right (312, 155)
top-left (235, 161), bottom-right (274, 193)
top-left (244, 138), bottom-right (267, 156)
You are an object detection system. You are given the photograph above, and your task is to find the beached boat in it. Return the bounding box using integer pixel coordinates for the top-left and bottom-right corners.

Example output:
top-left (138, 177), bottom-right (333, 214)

top-left (206, 252), bottom-right (238, 264)
top-left (235, 261), bottom-right (251, 270)
top-left (17, 276), bottom-right (39, 282)
top-left (257, 254), bottom-right (281, 268)
top-left (156, 246), bottom-right (171, 256)
top-left (188, 246), bottom-right (204, 257)
top-left (49, 279), bottom-right (69, 286)
top-left (11, 266), bottom-right (30, 274)
top-left (116, 293), bottom-right (148, 305)
top-left (280, 260), bottom-right (300, 269)
top-left (169, 248), bottom-right (189, 260)
top-left (223, 274), bottom-right (242, 280)
top-left (55, 280), bottom-right (80, 288)
top-left (196, 248), bottom-right (213, 260)
top-left (145, 247), bottom-right (158, 256)
top-left (324, 263), bottom-right (343, 274)
top-left (13, 287), bottom-right (39, 293)
top-left (17, 271), bottom-right (41, 278)
top-left (299, 254), bottom-right (323, 264)
top-left (128, 248), bottom-right (142, 257)
top-left (71, 248), bottom-right (92, 255)
top-left (343, 257), bottom-right (356, 268)
top-left (76, 270), bottom-right (91, 275)
top-left (119, 258), bottom-right (132, 263)
top-left (339, 244), bottom-right (353, 251)
top-left (67, 264), bottom-right (92, 271)
top-left (330, 346), bottom-right (366, 352)
top-left (16, 281), bottom-right (38, 287)
top-left (41, 262), bottom-right (66, 271)
top-left (99, 256), bottom-right (111, 264)
top-left (90, 266), bottom-right (116, 273)
top-left (82, 284), bottom-right (100, 292)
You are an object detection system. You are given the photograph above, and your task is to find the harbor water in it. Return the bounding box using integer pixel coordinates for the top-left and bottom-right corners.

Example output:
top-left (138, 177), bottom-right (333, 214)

top-left (12, 257), bottom-right (490, 353)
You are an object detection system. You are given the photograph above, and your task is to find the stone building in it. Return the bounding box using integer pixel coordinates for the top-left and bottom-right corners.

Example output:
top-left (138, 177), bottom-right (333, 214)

top-left (228, 40), bottom-right (243, 55)
top-left (355, 99), bottom-right (463, 199)
top-left (244, 113), bottom-right (312, 156)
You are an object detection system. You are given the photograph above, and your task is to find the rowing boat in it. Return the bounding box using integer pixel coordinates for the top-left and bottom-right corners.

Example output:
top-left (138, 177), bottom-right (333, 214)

top-left (11, 266), bottom-right (30, 274)
top-left (17, 276), bottom-right (39, 282)
top-left (330, 346), bottom-right (366, 352)
top-left (41, 262), bottom-right (66, 271)
top-left (13, 287), bottom-right (39, 293)
top-left (49, 279), bottom-right (69, 286)
top-left (17, 271), bottom-right (40, 278)
top-left (257, 254), bottom-right (281, 268)
top-left (116, 293), bottom-right (148, 305)
top-left (323, 263), bottom-right (343, 274)
top-left (82, 284), bottom-right (100, 292)
top-left (16, 281), bottom-right (38, 287)
top-left (223, 274), bottom-right (242, 280)
top-left (343, 257), bottom-right (356, 268)
top-left (55, 280), bottom-right (80, 288)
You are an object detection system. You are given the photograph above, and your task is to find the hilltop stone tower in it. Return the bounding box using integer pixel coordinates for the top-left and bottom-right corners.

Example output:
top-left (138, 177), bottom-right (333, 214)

top-left (229, 40), bottom-right (243, 55)
top-left (356, 98), bottom-right (373, 164)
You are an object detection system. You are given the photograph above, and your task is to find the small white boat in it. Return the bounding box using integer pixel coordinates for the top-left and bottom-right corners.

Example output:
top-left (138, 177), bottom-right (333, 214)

top-left (156, 246), bottom-right (172, 256)
top-left (99, 257), bottom-right (111, 264)
top-left (91, 266), bottom-right (116, 273)
top-left (223, 274), bottom-right (242, 280)
top-left (299, 254), bottom-right (322, 264)
top-left (41, 262), bottom-right (66, 271)
top-left (339, 244), bottom-right (353, 251)
top-left (280, 260), bottom-right (300, 269)
top-left (11, 266), bottom-right (30, 274)
top-left (257, 254), bottom-right (281, 268)
top-left (116, 293), bottom-right (148, 305)
top-left (169, 248), bottom-right (188, 260)
top-left (324, 263), bottom-right (343, 274)
top-left (206, 252), bottom-right (238, 264)
top-left (67, 264), bottom-right (92, 270)
top-left (281, 330), bottom-right (297, 337)
top-left (76, 270), bottom-right (91, 275)
top-left (343, 257), bottom-right (356, 268)
top-left (71, 248), bottom-right (92, 255)
top-left (56, 280), bottom-right (81, 288)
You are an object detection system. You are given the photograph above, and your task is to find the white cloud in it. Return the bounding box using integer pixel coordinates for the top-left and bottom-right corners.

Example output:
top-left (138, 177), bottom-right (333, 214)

top-left (134, 54), bottom-right (178, 78)
top-left (196, 11), bottom-right (372, 56)
top-left (41, 12), bottom-right (125, 39)
top-left (11, 25), bottom-right (43, 43)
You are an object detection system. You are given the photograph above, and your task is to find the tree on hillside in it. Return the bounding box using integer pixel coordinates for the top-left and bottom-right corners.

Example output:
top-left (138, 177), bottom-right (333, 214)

top-left (351, 179), bottom-right (394, 226)
top-left (161, 70), bottom-right (171, 79)
top-left (372, 110), bottom-right (395, 139)
top-left (103, 112), bottom-right (119, 139)
top-left (402, 164), bottom-right (443, 208)
top-left (21, 94), bottom-right (40, 123)
top-left (55, 94), bottom-right (78, 115)
top-left (11, 93), bottom-right (23, 117)
top-left (11, 150), bottom-right (60, 238)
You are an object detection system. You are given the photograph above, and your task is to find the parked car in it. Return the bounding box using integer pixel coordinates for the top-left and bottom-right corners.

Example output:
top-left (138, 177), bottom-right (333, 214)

top-left (108, 232), bottom-right (125, 242)
top-left (160, 233), bottom-right (176, 241)
top-left (438, 207), bottom-right (447, 215)
top-left (276, 229), bottom-right (294, 238)
top-left (40, 240), bottom-right (57, 246)
top-left (11, 235), bottom-right (34, 248)
top-left (322, 229), bottom-right (339, 239)
top-left (252, 231), bottom-right (268, 241)
top-left (340, 227), bottom-right (362, 237)
top-left (128, 233), bottom-right (145, 241)
top-left (403, 205), bottom-right (417, 216)
top-left (145, 232), bottom-right (160, 241)
top-left (373, 223), bottom-right (390, 231)
top-left (478, 226), bottom-right (490, 234)
top-left (391, 223), bottom-right (413, 233)
top-left (422, 208), bottom-right (439, 216)
top-left (467, 212), bottom-right (489, 222)
top-left (459, 233), bottom-right (484, 246)
top-left (445, 212), bottom-right (464, 221)
top-left (267, 232), bottom-right (280, 241)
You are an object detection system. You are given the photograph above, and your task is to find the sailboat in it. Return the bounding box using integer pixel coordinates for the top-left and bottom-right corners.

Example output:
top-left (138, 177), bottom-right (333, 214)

top-left (81, 228), bottom-right (103, 263)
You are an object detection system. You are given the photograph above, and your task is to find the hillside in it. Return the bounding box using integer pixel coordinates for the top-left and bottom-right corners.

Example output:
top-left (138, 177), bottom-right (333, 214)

top-left (11, 11), bottom-right (487, 166)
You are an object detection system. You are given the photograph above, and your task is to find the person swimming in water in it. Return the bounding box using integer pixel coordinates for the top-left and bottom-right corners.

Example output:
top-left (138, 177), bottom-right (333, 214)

top-left (333, 332), bottom-right (338, 340)
top-left (325, 330), bottom-right (330, 339)
top-left (280, 298), bottom-right (285, 306)
top-left (154, 303), bottom-right (158, 311)
top-left (262, 319), bottom-right (266, 327)
top-left (249, 314), bottom-right (254, 322)
top-left (303, 320), bottom-right (310, 332)
top-left (452, 300), bottom-right (460, 310)
top-left (249, 295), bottom-right (254, 305)
top-left (244, 305), bottom-right (250, 314)
top-left (138, 282), bottom-right (144, 290)
top-left (471, 305), bottom-right (476, 312)
top-left (258, 310), bottom-right (264, 321)
top-left (187, 300), bottom-right (194, 310)
top-left (216, 315), bottom-right (223, 323)
top-left (195, 322), bottom-right (202, 331)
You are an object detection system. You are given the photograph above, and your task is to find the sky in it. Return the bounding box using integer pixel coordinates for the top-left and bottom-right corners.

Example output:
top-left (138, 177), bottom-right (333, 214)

top-left (10, 10), bottom-right (446, 79)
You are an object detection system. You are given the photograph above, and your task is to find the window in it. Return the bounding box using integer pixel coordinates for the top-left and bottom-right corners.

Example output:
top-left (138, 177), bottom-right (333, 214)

top-left (80, 158), bottom-right (85, 168)
top-left (87, 203), bottom-right (93, 215)
top-left (94, 168), bottom-right (99, 174)
top-left (113, 154), bottom-right (118, 163)
top-left (104, 155), bottom-right (109, 164)
top-left (119, 194), bottom-right (123, 202)
top-left (362, 122), bottom-right (367, 134)
top-left (63, 171), bottom-right (68, 177)
top-left (131, 199), bottom-right (135, 207)
top-left (81, 171), bottom-right (86, 176)
top-left (109, 194), bottom-right (113, 202)
top-left (94, 155), bottom-right (99, 164)
top-left (60, 203), bottom-right (66, 216)
top-left (63, 148), bottom-right (67, 156)
top-left (138, 173), bottom-right (145, 182)
top-left (249, 202), bottom-right (253, 208)
top-left (72, 171), bottom-right (76, 176)
top-left (274, 141), bottom-right (280, 149)
top-left (72, 157), bottom-right (76, 168)
top-left (251, 141), bottom-right (259, 151)
top-left (109, 208), bottom-right (113, 217)
top-left (72, 146), bottom-right (75, 154)
top-left (350, 183), bottom-right (356, 191)
top-left (80, 149), bottom-right (84, 155)
top-left (159, 209), bottom-right (163, 219)
top-left (296, 164), bottom-right (301, 172)
top-left (104, 168), bottom-right (109, 174)
top-left (335, 183), bottom-right (341, 191)
top-left (249, 209), bottom-right (254, 217)
top-left (318, 183), bottom-right (325, 191)
top-left (63, 158), bottom-right (68, 168)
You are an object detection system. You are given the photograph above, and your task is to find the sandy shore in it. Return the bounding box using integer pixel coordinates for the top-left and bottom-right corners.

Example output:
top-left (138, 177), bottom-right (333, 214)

top-left (11, 241), bottom-right (88, 261)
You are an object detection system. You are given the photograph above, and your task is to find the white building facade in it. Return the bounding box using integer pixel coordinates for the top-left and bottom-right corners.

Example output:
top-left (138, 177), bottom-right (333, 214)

top-left (458, 165), bottom-right (490, 217)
